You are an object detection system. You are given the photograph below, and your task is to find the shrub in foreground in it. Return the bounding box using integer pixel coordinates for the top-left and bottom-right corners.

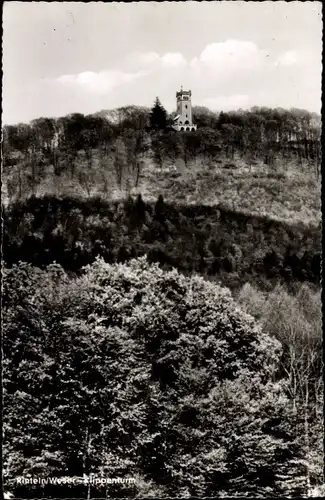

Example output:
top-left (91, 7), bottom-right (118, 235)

top-left (3, 258), bottom-right (306, 497)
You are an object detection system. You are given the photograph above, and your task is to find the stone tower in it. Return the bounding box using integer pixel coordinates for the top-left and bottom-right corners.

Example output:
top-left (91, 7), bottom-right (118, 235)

top-left (172, 87), bottom-right (197, 131)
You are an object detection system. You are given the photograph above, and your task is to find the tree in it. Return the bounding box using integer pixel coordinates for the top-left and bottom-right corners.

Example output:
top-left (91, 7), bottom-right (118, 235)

top-left (3, 123), bottom-right (32, 154)
top-left (150, 97), bottom-right (167, 131)
top-left (192, 106), bottom-right (219, 129)
top-left (237, 281), bottom-right (323, 494)
top-left (197, 127), bottom-right (221, 162)
top-left (30, 117), bottom-right (56, 155)
top-left (3, 258), bottom-right (308, 497)
top-left (80, 115), bottom-right (105, 168)
top-left (220, 123), bottom-right (240, 159)
top-left (56, 114), bottom-right (85, 178)
top-left (151, 135), bottom-right (164, 169)
top-left (113, 137), bottom-right (127, 190)
top-left (122, 129), bottom-right (149, 188)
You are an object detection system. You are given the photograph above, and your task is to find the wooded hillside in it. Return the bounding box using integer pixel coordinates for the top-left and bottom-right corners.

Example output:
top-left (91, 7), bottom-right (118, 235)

top-left (2, 105), bottom-right (321, 225)
top-left (2, 103), bottom-right (322, 498)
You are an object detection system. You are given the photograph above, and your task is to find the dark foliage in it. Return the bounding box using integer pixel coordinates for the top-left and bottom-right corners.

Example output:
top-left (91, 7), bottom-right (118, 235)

top-left (150, 97), bottom-right (168, 131)
top-left (3, 195), bottom-right (321, 291)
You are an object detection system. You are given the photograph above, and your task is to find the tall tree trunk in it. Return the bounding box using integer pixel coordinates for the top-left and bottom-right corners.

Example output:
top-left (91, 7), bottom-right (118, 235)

top-left (53, 147), bottom-right (58, 175)
top-left (18, 167), bottom-right (22, 199)
top-left (304, 377), bottom-right (311, 497)
top-left (30, 149), bottom-right (36, 195)
top-left (135, 160), bottom-right (141, 188)
top-left (83, 426), bottom-right (92, 500)
top-left (86, 149), bottom-right (93, 170)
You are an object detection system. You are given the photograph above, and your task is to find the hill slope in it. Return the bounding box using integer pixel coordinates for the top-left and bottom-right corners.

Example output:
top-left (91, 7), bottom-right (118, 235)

top-left (2, 149), bottom-right (321, 227)
top-left (2, 106), bottom-right (321, 227)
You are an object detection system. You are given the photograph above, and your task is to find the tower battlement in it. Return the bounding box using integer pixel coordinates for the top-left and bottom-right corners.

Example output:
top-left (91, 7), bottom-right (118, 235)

top-left (176, 89), bottom-right (191, 99)
top-left (172, 88), bottom-right (197, 132)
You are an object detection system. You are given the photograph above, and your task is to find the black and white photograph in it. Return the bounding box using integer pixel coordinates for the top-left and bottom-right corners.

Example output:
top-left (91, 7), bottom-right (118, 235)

top-left (2, 1), bottom-right (323, 498)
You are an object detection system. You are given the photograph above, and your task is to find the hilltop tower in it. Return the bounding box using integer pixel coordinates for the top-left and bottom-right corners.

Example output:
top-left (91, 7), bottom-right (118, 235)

top-left (172, 87), bottom-right (197, 131)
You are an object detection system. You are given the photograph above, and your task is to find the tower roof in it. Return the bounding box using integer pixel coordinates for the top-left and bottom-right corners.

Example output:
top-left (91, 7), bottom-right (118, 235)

top-left (176, 88), bottom-right (191, 98)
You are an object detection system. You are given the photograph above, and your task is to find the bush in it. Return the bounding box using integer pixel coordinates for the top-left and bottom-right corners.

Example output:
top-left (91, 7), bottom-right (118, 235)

top-left (3, 258), bottom-right (307, 497)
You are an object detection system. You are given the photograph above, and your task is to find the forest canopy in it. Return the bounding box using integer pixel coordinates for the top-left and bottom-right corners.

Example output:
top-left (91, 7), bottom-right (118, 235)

top-left (2, 104), bottom-right (321, 207)
top-left (3, 257), bottom-right (312, 497)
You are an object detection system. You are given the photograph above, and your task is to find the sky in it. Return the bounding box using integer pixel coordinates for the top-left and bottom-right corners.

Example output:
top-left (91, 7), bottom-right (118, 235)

top-left (2, 1), bottom-right (322, 125)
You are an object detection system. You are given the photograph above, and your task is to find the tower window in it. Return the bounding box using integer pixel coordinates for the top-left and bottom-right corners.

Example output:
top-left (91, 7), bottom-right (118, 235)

top-left (185, 105), bottom-right (188, 109)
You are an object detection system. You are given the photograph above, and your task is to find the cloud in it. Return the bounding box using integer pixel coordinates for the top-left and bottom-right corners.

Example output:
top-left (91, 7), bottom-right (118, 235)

top-left (52, 41), bottom-right (316, 116)
top-left (131, 52), bottom-right (161, 67)
top-left (193, 40), bottom-right (268, 72)
top-left (57, 69), bottom-right (147, 94)
top-left (127, 51), bottom-right (187, 71)
top-left (161, 52), bottom-right (187, 67)
top-left (57, 41), bottom-right (268, 98)
top-left (275, 50), bottom-right (299, 66)
top-left (57, 50), bottom-right (188, 97)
